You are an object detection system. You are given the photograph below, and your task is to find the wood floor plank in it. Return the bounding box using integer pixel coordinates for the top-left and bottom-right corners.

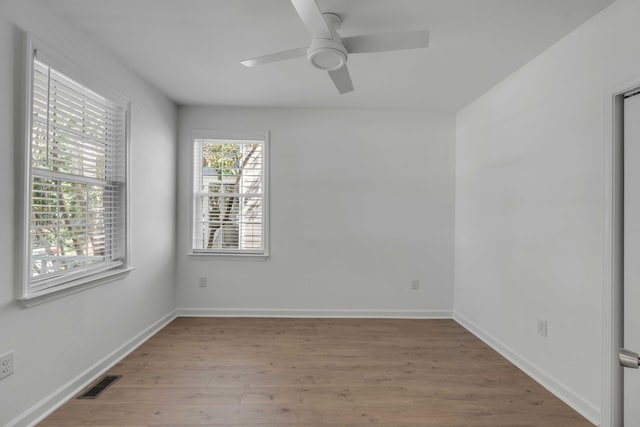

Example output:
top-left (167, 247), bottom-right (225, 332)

top-left (273, 403), bottom-right (487, 425)
top-left (85, 386), bottom-right (244, 405)
top-left (41, 403), bottom-right (276, 425)
top-left (38, 318), bottom-right (593, 426)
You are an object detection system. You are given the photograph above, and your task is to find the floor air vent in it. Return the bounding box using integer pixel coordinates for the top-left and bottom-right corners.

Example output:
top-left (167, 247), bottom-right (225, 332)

top-left (77, 375), bottom-right (122, 399)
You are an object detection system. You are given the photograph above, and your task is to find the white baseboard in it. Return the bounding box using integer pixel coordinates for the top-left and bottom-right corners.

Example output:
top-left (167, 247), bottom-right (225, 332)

top-left (453, 311), bottom-right (600, 426)
top-left (176, 307), bottom-right (453, 319)
top-left (7, 311), bottom-right (177, 427)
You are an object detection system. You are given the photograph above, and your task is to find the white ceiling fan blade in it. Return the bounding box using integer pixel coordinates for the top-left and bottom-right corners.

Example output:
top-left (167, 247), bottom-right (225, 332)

top-left (328, 66), bottom-right (354, 94)
top-left (290, 0), bottom-right (332, 39)
top-left (241, 47), bottom-right (307, 68)
top-left (343, 30), bottom-right (430, 54)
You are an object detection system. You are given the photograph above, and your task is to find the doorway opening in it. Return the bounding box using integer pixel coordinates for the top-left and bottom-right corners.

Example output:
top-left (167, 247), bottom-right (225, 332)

top-left (604, 83), bottom-right (640, 427)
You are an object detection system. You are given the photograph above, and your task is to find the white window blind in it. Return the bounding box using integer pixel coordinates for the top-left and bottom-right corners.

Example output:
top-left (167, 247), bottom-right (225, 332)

top-left (192, 137), bottom-right (267, 255)
top-left (26, 50), bottom-right (128, 295)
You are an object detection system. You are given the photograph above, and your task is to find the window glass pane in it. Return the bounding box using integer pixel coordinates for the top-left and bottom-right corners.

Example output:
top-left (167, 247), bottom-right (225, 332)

top-left (193, 139), bottom-right (265, 253)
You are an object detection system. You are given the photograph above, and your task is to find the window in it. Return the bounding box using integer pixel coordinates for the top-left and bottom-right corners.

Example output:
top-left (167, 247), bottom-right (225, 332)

top-left (20, 38), bottom-right (130, 302)
top-left (192, 132), bottom-right (268, 257)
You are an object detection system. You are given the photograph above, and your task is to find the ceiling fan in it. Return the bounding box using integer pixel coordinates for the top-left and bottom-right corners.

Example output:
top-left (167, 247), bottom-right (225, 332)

top-left (240, 0), bottom-right (430, 94)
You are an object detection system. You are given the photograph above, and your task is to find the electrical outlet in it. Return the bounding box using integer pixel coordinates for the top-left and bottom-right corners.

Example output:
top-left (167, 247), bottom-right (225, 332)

top-left (0, 351), bottom-right (14, 380)
top-left (411, 279), bottom-right (419, 290)
top-left (537, 318), bottom-right (547, 337)
top-left (198, 276), bottom-right (207, 288)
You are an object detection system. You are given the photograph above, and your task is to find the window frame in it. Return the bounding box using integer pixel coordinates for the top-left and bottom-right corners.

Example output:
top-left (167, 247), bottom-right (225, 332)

top-left (189, 129), bottom-right (269, 259)
top-left (18, 36), bottom-right (133, 306)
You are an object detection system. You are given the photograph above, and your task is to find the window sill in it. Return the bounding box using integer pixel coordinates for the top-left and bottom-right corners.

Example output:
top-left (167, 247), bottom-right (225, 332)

top-left (188, 252), bottom-right (269, 261)
top-left (18, 266), bottom-right (135, 308)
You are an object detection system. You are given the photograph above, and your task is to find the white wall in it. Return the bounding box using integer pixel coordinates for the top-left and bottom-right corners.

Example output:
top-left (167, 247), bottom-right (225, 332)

top-left (177, 107), bottom-right (455, 316)
top-left (0, 1), bottom-right (177, 425)
top-left (454, 0), bottom-right (640, 424)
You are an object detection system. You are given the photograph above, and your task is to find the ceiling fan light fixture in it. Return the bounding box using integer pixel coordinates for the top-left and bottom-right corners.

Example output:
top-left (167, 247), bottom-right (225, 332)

top-left (308, 47), bottom-right (346, 71)
top-left (307, 37), bottom-right (348, 71)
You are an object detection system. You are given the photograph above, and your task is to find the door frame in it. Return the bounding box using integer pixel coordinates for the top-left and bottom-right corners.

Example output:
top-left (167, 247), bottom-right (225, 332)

top-left (603, 79), bottom-right (640, 427)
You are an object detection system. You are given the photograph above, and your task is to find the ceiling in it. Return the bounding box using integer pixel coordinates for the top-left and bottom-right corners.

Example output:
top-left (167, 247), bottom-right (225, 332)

top-left (46, 0), bottom-right (614, 111)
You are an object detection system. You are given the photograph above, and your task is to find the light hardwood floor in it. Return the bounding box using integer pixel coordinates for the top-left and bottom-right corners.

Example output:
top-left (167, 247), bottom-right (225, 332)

top-left (40, 318), bottom-right (593, 426)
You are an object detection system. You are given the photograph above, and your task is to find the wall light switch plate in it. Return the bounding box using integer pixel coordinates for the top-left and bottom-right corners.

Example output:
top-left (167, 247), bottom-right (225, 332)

top-left (537, 318), bottom-right (547, 337)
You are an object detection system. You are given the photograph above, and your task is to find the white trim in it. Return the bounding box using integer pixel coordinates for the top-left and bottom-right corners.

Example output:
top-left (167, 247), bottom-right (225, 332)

top-left (600, 87), bottom-right (616, 427)
top-left (123, 100), bottom-right (132, 267)
top-left (187, 252), bottom-right (269, 261)
top-left (454, 311), bottom-right (599, 426)
top-left (192, 129), bottom-right (266, 141)
top-left (601, 78), bottom-right (640, 427)
top-left (18, 266), bottom-right (135, 308)
top-left (6, 311), bottom-right (177, 427)
top-left (17, 34), bottom-right (34, 300)
top-left (176, 308), bottom-right (453, 319)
